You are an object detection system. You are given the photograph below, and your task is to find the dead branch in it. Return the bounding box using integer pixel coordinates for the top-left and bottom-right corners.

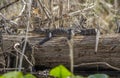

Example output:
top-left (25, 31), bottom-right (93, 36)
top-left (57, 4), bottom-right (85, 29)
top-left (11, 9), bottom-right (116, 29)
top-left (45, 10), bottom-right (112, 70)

top-left (0, 13), bottom-right (17, 25)
top-left (74, 62), bottom-right (120, 71)
top-left (37, 0), bottom-right (52, 19)
top-left (14, 0), bottom-right (27, 22)
top-left (18, 0), bottom-right (32, 71)
top-left (14, 43), bottom-right (34, 66)
top-left (69, 3), bottom-right (96, 16)
top-left (0, 68), bottom-right (24, 71)
top-left (0, 0), bottom-right (19, 11)
top-left (67, 30), bottom-right (74, 73)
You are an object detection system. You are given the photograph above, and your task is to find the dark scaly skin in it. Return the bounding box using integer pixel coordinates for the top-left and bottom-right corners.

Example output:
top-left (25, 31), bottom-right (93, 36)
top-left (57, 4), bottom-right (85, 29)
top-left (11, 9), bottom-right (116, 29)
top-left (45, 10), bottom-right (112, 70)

top-left (38, 27), bottom-right (97, 45)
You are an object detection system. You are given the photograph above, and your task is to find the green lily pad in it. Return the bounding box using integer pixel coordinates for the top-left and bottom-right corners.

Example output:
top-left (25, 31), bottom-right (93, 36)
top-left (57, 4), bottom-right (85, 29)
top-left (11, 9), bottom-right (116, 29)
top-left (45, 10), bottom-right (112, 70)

top-left (2, 71), bottom-right (23, 78)
top-left (24, 74), bottom-right (36, 78)
top-left (88, 74), bottom-right (109, 78)
top-left (72, 75), bottom-right (84, 78)
top-left (0, 76), bottom-right (4, 78)
top-left (50, 65), bottom-right (73, 78)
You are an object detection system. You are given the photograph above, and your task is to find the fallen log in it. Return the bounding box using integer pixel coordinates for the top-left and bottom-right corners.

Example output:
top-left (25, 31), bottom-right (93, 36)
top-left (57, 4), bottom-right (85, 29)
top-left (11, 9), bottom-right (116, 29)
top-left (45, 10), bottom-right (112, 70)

top-left (3, 34), bottom-right (120, 70)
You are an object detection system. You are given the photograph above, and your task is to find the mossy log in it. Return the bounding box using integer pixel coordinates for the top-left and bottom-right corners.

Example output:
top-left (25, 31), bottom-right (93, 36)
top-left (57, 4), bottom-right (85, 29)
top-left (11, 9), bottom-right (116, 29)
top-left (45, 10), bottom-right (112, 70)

top-left (3, 34), bottom-right (120, 69)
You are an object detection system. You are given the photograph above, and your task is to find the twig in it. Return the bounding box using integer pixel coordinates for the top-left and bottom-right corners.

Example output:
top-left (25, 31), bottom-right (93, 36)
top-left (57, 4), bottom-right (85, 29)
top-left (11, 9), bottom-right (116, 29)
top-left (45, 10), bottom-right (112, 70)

top-left (67, 0), bottom-right (70, 12)
top-left (59, 0), bottom-right (63, 27)
top-left (0, 62), bottom-right (5, 67)
top-left (31, 46), bottom-right (35, 66)
top-left (0, 0), bottom-right (19, 11)
top-left (0, 68), bottom-right (24, 71)
top-left (67, 30), bottom-right (74, 73)
top-left (37, 0), bottom-right (51, 19)
top-left (14, 0), bottom-right (27, 22)
top-left (0, 13), bottom-right (17, 25)
top-left (15, 51), bottom-right (19, 69)
top-left (95, 29), bottom-right (100, 53)
top-left (95, 16), bottom-right (100, 53)
top-left (69, 3), bottom-right (96, 16)
top-left (14, 43), bottom-right (33, 67)
top-left (114, 0), bottom-right (118, 13)
top-left (18, 0), bottom-right (32, 71)
top-left (74, 62), bottom-right (120, 71)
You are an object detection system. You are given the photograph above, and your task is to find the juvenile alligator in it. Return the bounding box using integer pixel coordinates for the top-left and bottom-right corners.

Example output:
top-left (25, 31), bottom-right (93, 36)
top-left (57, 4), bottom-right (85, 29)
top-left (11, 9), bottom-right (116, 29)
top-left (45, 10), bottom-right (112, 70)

top-left (33, 27), bottom-right (97, 45)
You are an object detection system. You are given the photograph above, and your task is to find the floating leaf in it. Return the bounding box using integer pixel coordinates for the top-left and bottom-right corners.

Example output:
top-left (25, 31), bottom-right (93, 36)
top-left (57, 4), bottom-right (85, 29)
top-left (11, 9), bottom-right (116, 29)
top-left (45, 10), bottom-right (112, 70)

top-left (2, 71), bottom-right (23, 78)
top-left (24, 74), bottom-right (36, 78)
top-left (88, 74), bottom-right (109, 78)
top-left (50, 65), bottom-right (73, 78)
top-left (72, 75), bottom-right (84, 78)
top-left (0, 76), bottom-right (4, 78)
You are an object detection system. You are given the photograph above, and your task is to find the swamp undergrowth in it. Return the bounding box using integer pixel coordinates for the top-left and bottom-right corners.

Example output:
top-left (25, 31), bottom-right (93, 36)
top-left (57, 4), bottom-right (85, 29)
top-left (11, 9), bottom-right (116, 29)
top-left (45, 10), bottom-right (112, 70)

top-left (0, 65), bottom-right (109, 78)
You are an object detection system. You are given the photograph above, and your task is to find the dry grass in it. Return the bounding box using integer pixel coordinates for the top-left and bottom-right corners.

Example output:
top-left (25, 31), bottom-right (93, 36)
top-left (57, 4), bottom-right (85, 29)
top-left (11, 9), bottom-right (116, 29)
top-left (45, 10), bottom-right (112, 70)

top-left (0, 0), bottom-right (120, 34)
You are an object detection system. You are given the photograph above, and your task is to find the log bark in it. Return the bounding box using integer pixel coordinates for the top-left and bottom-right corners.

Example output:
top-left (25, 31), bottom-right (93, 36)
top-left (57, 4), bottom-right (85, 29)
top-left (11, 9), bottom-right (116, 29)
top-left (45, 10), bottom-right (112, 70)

top-left (3, 34), bottom-right (120, 69)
